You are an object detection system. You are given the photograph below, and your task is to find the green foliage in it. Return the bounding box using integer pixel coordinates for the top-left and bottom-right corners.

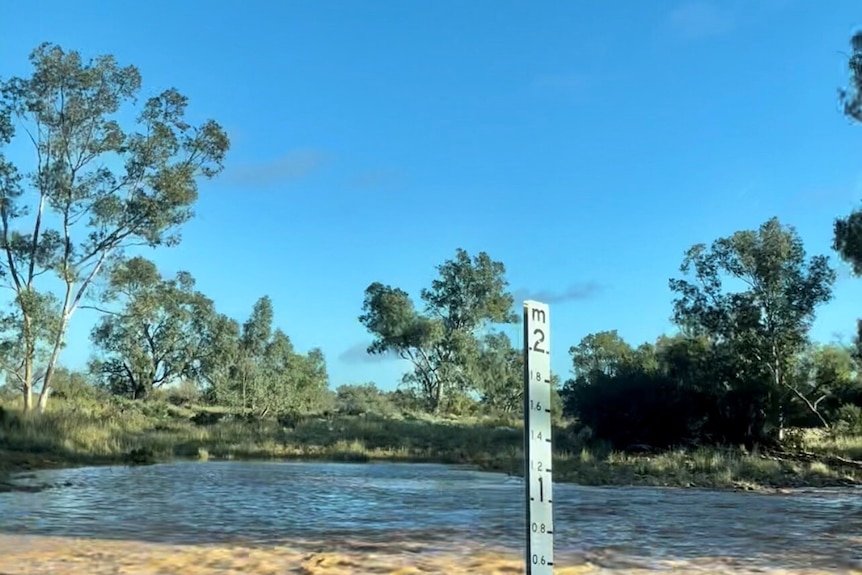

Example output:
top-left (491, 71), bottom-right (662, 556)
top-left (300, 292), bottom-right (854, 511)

top-left (833, 404), bottom-right (862, 436)
top-left (196, 313), bottom-right (243, 398)
top-left (0, 43), bottom-right (229, 412)
top-left (569, 330), bottom-right (634, 379)
top-left (470, 332), bottom-right (523, 413)
top-left (834, 211), bottom-right (862, 277)
top-left (669, 217), bottom-right (836, 427)
top-left (206, 296), bottom-right (331, 417)
top-left (161, 380), bottom-right (203, 407)
top-left (89, 257), bottom-right (218, 399)
top-left (0, 384), bottom-right (17, 402)
top-left (48, 366), bottom-right (104, 403)
top-left (565, 333), bottom-right (704, 449)
top-left (562, 218), bottom-right (849, 450)
top-left (334, 382), bottom-right (396, 416)
top-left (359, 248), bottom-right (518, 413)
top-left (840, 31), bottom-right (862, 123)
top-left (837, 31), bottom-right (862, 362)
top-left (790, 344), bottom-right (862, 425)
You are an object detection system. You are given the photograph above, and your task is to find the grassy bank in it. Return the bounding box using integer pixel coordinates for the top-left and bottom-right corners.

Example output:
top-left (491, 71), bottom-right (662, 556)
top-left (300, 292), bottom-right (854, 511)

top-left (3, 397), bottom-right (862, 492)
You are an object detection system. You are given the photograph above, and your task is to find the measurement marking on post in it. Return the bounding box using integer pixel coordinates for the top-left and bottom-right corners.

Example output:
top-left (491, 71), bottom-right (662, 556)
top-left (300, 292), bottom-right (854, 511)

top-left (523, 300), bottom-right (553, 575)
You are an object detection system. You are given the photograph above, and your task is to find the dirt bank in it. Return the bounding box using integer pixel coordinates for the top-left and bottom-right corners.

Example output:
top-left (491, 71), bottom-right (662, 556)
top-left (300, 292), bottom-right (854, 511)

top-left (0, 535), bottom-right (856, 575)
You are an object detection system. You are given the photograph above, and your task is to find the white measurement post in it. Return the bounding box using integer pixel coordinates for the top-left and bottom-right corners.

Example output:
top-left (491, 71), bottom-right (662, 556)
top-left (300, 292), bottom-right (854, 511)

top-left (523, 300), bottom-right (553, 574)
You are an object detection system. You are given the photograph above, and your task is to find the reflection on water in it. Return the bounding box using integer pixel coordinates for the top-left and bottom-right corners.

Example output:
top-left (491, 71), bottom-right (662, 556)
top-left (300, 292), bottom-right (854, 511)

top-left (0, 461), bottom-right (860, 570)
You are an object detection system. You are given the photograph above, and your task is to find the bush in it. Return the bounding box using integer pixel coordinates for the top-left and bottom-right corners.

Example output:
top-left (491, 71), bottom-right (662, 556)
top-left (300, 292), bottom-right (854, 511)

top-left (335, 383), bottom-right (396, 416)
top-left (0, 384), bottom-right (18, 403)
top-left (49, 372), bottom-right (106, 403)
top-left (834, 404), bottom-right (862, 435)
top-left (191, 411), bottom-right (228, 426)
top-left (163, 380), bottom-right (202, 407)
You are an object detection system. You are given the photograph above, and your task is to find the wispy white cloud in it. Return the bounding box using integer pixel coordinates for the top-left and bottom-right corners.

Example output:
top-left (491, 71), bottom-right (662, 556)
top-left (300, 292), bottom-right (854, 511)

top-left (226, 149), bottom-right (327, 186)
top-left (666, 1), bottom-right (734, 41)
top-left (513, 282), bottom-right (604, 305)
top-left (339, 341), bottom-right (402, 364)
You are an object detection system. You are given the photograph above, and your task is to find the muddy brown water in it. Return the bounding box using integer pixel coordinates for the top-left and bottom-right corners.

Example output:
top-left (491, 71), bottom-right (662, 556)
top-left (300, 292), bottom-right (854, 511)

top-left (0, 461), bottom-right (860, 573)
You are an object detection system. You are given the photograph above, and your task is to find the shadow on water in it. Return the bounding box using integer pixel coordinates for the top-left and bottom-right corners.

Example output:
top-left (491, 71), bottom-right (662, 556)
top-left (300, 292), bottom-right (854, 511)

top-left (1, 461), bottom-right (861, 571)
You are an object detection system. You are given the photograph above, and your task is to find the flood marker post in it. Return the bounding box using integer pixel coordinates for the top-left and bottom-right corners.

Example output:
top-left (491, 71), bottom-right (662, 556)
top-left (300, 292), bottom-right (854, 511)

top-left (523, 300), bottom-right (553, 574)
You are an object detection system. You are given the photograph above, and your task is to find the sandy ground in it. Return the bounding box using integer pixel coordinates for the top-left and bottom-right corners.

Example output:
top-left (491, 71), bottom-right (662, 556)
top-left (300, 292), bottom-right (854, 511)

top-left (0, 535), bottom-right (859, 575)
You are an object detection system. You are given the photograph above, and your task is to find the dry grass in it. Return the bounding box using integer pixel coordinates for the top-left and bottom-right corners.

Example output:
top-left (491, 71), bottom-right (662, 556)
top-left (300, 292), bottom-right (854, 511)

top-left (800, 427), bottom-right (862, 460)
top-left (3, 396), bottom-right (862, 491)
top-left (0, 396), bottom-right (525, 480)
top-left (553, 444), bottom-right (860, 490)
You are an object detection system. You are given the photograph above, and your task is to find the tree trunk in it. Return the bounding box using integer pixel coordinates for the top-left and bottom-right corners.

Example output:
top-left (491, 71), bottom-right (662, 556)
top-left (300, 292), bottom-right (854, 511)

top-left (37, 318), bottom-right (70, 413)
top-left (774, 368), bottom-right (785, 442)
top-left (777, 407), bottom-right (785, 442)
top-left (22, 377), bottom-right (33, 412)
top-left (37, 272), bottom-right (81, 414)
top-left (20, 338), bottom-right (36, 412)
top-left (20, 314), bottom-right (35, 412)
top-left (36, 385), bottom-right (50, 412)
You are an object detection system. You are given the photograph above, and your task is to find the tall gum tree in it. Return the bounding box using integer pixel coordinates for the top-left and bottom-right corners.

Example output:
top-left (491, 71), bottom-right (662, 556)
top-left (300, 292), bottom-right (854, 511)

top-left (669, 217), bottom-right (836, 429)
top-left (837, 30), bottom-right (862, 359)
top-left (358, 282), bottom-right (445, 412)
top-left (358, 248), bottom-right (517, 413)
top-left (0, 44), bottom-right (229, 411)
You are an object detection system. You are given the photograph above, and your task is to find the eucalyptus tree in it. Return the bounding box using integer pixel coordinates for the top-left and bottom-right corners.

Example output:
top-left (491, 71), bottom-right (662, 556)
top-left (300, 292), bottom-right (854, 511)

top-left (669, 217), bottom-right (836, 427)
top-left (89, 257), bottom-right (217, 399)
top-left (0, 43), bottom-right (229, 411)
top-left (837, 30), bottom-right (862, 360)
top-left (358, 248), bottom-right (517, 413)
top-left (211, 296), bottom-right (331, 416)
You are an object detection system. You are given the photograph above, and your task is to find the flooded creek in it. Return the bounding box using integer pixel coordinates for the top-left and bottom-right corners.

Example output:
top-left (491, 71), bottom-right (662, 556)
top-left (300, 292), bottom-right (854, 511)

top-left (0, 461), bottom-right (860, 573)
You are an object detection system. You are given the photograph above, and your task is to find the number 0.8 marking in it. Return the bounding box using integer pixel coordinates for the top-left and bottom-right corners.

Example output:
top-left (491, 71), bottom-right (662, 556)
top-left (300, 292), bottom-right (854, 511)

top-left (531, 522), bottom-right (547, 533)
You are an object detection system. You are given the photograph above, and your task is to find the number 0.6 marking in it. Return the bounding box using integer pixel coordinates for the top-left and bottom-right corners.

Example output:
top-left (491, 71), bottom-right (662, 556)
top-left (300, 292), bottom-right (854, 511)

top-left (531, 554), bottom-right (550, 566)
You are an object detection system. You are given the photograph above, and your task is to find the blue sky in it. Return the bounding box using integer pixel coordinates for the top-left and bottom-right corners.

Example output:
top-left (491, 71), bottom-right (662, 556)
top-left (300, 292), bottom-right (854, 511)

top-left (1, 0), bottom-right (861, 390)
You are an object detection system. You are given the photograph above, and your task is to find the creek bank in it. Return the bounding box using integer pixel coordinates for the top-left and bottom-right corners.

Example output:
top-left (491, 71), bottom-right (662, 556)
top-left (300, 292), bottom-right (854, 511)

top-left (3, 401), bottom-right (862, 494)
top-left (2, 444), bottom-right (861, 495)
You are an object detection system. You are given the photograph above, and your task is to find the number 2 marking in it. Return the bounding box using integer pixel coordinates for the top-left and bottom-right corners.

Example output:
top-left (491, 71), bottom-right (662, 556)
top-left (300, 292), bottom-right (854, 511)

top-left (532, 328), bottom-right (546, 353)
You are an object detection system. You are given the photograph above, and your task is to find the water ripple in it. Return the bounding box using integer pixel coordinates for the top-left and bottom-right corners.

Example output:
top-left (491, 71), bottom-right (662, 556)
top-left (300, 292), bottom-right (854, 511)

top-left (0, 461), bottom-right (859, 570)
